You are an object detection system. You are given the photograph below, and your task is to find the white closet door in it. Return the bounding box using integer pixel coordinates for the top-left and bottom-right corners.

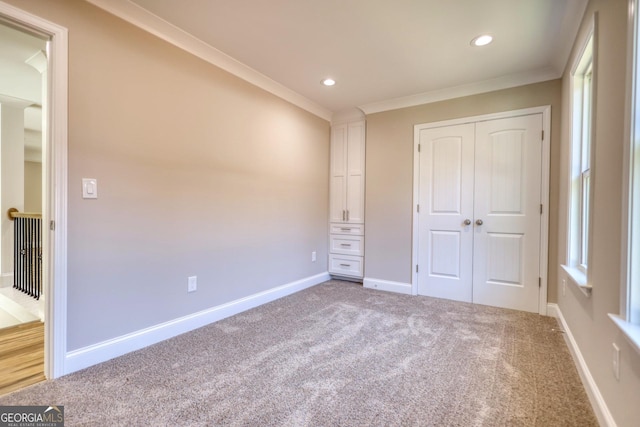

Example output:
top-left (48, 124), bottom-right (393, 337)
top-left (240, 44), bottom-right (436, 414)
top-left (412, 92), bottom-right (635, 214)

top-left (472, 114), bottom-right (542, 313)
top-left (417, 123), bottom-right (475, 302)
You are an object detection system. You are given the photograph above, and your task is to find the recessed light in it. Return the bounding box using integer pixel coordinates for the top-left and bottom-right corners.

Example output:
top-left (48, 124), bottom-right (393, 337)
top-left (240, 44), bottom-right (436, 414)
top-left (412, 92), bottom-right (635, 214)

top-left (322, 78), bottom-right (336, 86)
top-left (471, 34), bottom-right (493, 47)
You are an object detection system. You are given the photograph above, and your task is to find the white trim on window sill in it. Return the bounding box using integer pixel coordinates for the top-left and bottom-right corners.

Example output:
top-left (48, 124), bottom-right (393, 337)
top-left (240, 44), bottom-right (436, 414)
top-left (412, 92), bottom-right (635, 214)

top-left (561, 264), bottom-right (592, 297)
top-left (608, 314), bottom-right (640, 356)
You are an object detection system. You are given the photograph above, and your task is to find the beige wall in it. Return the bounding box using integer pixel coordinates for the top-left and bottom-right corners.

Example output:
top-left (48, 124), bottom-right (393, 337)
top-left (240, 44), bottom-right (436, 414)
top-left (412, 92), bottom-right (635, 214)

top-left (365, 80), bottom-right (562, 301)
top-left (4, 0), bottom-right (329, 350)
top-left (24, 160), bottom-right (41, 213)
top-left (557, 1), bottom-right (640, 426)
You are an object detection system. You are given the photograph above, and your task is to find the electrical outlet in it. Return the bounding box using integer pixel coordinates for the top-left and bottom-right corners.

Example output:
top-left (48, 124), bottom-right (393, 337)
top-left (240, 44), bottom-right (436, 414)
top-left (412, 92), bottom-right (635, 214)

top-left (562, 279), bottom-right (566, 296)
top-left (612, 343), bottom-right (620, 380)
top-left (188, 276), bottom-right (197, 293)
top-left (311, 251), bottom-right (317, 262)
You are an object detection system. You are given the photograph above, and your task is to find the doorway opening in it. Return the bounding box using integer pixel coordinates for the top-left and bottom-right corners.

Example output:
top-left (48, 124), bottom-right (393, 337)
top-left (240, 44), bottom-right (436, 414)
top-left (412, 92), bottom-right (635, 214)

top-left (0, 19), bottom-right (48, 394)
top-left (0, 0), bottom-right (68, 389)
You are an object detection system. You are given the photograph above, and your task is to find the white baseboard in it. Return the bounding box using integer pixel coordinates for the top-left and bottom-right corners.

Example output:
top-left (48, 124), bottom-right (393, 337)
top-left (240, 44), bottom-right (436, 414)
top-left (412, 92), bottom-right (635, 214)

top-left (546, 302), bottom-right (559, 318)
top-left (64, 272), bottom-right (330, 375)
top-left (363, 277), bottom-right (412, 295)
top-left (552, 303), bottom-right (617, 427)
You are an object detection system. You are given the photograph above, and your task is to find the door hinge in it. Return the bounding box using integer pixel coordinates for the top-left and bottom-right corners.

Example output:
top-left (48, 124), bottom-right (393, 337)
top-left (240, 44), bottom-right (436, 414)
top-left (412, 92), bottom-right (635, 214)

top-left (50, 220), bottom-right (55, 231)
top-left (541, 130), bottom-right (544, 140)
top-left (418, 144), bottom-right (421, 152)
top-left (539, 277), bottom-right (542, 288)
top-left (416, 265), bottom-right (419, 273)
top-left (540, 204), bottom-right (543, 214)
top-left (417, 204), bottom-right (420, 213)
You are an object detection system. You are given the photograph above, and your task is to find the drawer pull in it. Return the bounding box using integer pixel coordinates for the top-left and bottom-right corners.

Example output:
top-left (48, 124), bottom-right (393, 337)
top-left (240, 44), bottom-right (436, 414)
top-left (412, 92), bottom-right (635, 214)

top-left (340, 228), bottom-right (352, 231)
top-left (339, 263), bottom-right (351, 267)
top-left (340, 243), bottom-right (352, 247)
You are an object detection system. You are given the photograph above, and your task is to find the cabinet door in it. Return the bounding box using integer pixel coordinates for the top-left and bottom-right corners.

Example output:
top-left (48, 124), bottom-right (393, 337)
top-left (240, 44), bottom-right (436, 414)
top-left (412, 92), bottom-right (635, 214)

top-left (330, 234), bottom-right (364, 256)
top-left (329, 124), bottom-right (348, 223)
top-left (329, 254), bottom-right (364, 277)
top-left (346, 121), bottom-right (365, 223)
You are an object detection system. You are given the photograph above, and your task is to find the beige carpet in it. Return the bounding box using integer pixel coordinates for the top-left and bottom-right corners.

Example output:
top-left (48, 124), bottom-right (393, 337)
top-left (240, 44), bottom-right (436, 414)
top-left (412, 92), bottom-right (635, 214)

top-left (0, 280), bottom-right (597, 426)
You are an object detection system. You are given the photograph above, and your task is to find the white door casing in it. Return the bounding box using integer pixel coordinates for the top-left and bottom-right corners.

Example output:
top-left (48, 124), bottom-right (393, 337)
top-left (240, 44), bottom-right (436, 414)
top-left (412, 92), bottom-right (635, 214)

top-left (414, 109), bottom-right (547, 314)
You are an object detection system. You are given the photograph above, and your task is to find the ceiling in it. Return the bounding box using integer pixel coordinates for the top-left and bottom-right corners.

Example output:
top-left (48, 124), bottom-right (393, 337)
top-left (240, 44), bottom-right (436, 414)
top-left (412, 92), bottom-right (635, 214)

top-left (96, 0), bottom-right (586, 119)
top-left (0, 22), bottom-right (45, 107)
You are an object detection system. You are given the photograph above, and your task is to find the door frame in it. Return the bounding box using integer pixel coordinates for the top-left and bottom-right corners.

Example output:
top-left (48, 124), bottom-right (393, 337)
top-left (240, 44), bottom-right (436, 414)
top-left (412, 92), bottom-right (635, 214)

top-left (0, 1), bottom-right (68, 378)
top-left (411, 106), bottom-right (551, 315)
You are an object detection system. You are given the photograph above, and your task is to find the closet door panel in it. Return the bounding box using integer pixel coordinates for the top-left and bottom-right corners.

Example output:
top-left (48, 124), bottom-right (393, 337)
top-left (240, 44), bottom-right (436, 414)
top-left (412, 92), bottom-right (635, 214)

top-left (417, 123), bottom-right (475, 302)
top-left (472, 114), bottom-right (542, 313)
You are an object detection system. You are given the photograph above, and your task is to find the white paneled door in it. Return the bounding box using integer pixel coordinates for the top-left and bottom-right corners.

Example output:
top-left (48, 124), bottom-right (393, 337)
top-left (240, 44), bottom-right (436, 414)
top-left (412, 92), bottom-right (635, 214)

top-left (417, 123), bottom-right (475, 302)
top-left (417, 114), bottom-right (543, 313)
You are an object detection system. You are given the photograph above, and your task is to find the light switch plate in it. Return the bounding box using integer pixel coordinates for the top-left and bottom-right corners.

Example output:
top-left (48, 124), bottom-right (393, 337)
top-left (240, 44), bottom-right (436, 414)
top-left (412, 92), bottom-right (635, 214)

top-left (82, 178), bottom-right (98, 199)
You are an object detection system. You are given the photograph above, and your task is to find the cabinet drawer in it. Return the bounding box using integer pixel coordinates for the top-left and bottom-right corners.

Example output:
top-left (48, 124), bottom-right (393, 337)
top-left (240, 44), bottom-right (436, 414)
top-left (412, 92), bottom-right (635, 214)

top-left (330, 235), bottom-right (364, 256)
top-left (329, 223), bottom-right (364, 236)
top-left (329, 254), bottom-right (363, 278)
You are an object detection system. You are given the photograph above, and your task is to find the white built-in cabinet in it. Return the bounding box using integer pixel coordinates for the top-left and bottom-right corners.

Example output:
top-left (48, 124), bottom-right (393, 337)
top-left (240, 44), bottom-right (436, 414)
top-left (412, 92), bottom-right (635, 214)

top-left (329, 120), bottom-right (365, 279)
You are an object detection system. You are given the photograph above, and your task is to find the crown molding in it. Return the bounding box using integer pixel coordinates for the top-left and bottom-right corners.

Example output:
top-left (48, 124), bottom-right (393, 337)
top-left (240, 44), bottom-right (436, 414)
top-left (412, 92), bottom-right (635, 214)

top-left (331, 108), bottom-right (365, 125)
top-left (84, 0), bottom-right (332, 121)
top-left (359, 67), bottom-right (561, 115)
top-left (550, 0), bottom-right (589, 76)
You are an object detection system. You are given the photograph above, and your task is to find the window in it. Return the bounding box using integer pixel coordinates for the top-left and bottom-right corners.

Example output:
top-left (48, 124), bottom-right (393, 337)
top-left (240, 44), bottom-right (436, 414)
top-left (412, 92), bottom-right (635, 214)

top-left (609, 0), bottom-right (640, 354)
top-left (578, 59), bottom-right (593, 271)
top-left (628, 87), bottom-right (640, 322)
top-left (563, 31), bottom-right (594, 294)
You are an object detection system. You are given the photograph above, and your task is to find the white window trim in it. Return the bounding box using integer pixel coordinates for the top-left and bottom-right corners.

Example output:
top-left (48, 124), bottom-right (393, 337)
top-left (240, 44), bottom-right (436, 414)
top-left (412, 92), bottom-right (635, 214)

top-left (610, 0), bottom-right (640, 356)
top-left (563, 16), bottom-right (597, 297)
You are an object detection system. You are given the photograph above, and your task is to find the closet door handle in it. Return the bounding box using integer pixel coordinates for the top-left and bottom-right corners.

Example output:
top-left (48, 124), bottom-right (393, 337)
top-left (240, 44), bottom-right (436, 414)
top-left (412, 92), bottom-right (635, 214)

top-left (346, 210), bottom-right (350, 221)
top-left (464, 219), bottom-right (471, 226)
top-left (476, 219), bottom-right (483, 226)
top-left (342, 210), bottom-right (346, 221)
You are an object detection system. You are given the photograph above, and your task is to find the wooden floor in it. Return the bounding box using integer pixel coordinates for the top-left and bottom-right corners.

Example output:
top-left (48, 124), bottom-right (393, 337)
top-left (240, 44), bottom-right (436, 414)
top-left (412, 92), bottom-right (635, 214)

top-left (0, 321), bottom-right (45, 396)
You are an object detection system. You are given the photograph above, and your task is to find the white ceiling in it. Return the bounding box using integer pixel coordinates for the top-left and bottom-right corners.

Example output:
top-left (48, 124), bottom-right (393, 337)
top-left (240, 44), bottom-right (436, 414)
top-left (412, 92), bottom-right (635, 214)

top-left (123, 0), bottom-right (586, 116)
top-left (82, 1), bottom-right (589, 120)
